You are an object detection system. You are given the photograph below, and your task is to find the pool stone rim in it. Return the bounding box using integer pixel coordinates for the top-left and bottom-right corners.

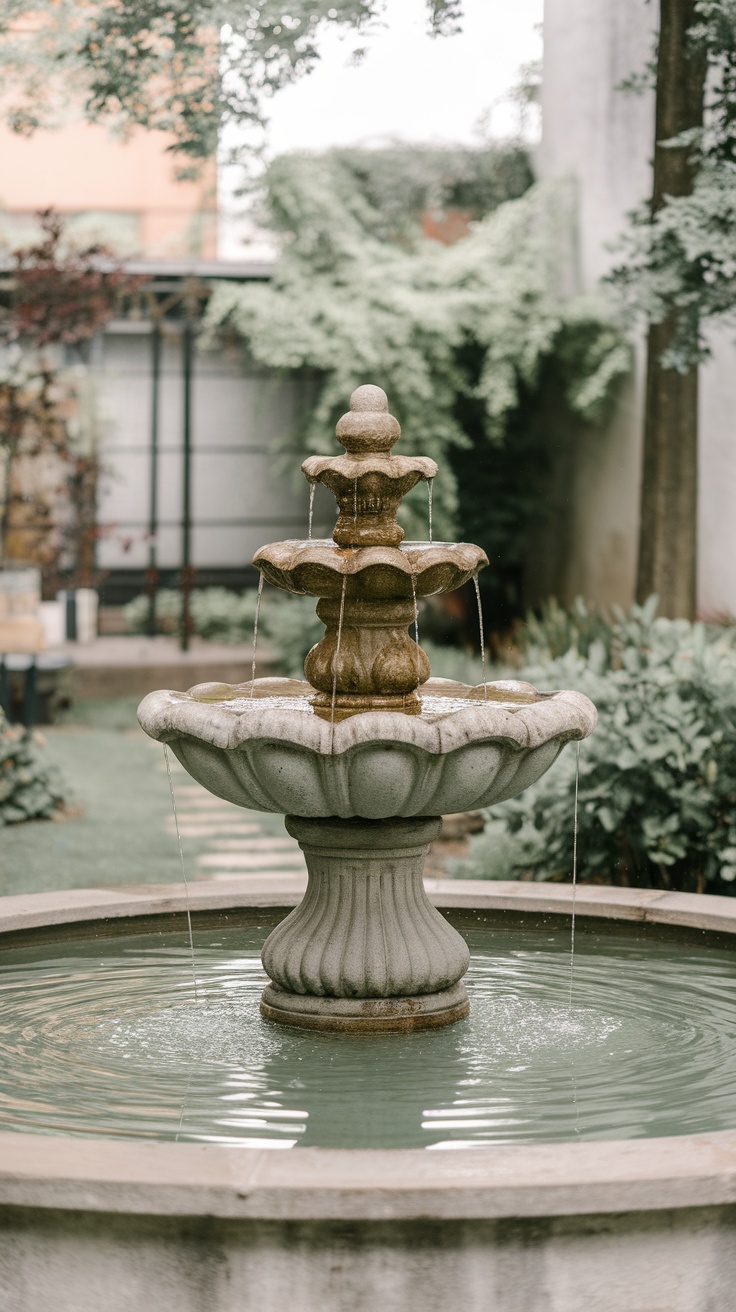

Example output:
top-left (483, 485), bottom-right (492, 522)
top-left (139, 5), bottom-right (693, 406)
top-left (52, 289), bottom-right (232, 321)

top-left (2, 878), bottom-right (736, 1222)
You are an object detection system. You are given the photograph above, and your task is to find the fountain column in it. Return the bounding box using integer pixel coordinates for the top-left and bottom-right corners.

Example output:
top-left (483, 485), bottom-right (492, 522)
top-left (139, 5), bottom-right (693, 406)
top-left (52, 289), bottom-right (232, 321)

top-left (261, 816), bottom-right (470, 1031)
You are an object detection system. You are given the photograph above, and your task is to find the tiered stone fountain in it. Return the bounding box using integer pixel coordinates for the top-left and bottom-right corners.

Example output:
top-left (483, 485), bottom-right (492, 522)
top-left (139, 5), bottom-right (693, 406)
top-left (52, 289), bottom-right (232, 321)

top-left (138, 385), bottom-right (596, 1033)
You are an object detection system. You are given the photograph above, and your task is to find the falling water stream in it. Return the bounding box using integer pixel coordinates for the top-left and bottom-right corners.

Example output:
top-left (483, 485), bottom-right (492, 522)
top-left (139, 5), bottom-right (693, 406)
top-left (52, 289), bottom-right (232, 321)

top-left (354, 478), bottom-right (358, 522)
top-left (163, 744), bottom-right (199, 1003)
top-left (308, 484), bottom-right (315, 540)
top-left (569, 741), bottom-right (581, 1007)
top-left (473, 575), bottom-right (488, 699)
top-left (427, 477), bottom-right (434, 543)
top-left (249, 573), bottom-right (264, 695)
top-left (411, 575), bottom-right (421, 687)
top-left (330, 575), bottom-right (348, 737)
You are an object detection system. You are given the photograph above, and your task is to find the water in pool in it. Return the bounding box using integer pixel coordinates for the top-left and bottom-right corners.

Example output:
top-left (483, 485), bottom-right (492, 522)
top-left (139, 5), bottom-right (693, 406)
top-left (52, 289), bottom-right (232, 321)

top-left (1, 914), bottom-right (736, 1149)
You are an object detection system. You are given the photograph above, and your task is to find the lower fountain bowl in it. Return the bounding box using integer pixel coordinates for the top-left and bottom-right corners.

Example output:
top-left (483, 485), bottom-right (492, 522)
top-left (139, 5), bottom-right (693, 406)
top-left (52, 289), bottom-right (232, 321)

top-left (2, 879), bottom-right (736, 1312)
top-left (137, 678), bottom-right (597, 819)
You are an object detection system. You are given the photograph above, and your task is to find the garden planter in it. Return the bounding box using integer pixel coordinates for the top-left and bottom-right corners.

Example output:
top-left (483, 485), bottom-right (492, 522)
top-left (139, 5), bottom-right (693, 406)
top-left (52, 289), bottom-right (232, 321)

top-left (0, 567), bottom-right (45, 654)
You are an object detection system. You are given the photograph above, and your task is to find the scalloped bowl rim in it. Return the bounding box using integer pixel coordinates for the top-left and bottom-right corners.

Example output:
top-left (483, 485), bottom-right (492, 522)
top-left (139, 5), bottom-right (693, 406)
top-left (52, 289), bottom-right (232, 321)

top-left (137, 683), bottom-right (597, 757)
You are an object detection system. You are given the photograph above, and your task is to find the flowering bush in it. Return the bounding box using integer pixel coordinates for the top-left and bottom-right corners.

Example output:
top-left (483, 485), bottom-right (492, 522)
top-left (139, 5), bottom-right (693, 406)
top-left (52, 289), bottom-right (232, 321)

top-left (0, 712), bottom-right (69, 825)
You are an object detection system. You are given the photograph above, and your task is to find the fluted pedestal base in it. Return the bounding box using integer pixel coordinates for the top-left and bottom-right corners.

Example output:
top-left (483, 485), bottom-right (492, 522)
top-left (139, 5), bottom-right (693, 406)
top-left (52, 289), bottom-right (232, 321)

top-left (261, 980), bottom-right (468, 1032)
top-left (260, 815), bottom-right (470, 1033)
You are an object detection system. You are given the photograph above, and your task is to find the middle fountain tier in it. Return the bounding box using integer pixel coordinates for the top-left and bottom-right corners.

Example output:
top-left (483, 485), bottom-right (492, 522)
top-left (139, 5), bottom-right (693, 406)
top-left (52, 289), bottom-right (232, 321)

top-left (138, 383), bottom-right (596, 1033)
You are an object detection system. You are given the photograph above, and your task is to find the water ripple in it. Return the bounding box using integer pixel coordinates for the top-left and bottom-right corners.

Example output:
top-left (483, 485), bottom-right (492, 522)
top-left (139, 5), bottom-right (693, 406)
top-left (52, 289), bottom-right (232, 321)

top-left (1, 922), bottom-right (736, 1149)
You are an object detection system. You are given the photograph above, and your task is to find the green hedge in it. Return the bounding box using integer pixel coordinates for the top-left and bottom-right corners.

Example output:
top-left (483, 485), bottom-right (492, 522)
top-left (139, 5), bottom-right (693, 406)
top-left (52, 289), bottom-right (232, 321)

top-left (124, 587), bottom-right (322, 676)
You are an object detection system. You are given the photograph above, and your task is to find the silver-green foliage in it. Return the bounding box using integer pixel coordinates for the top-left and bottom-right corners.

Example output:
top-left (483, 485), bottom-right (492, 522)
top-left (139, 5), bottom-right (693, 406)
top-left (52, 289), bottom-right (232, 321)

top-left (465, 598), bottom-right (736, 892)
top-left (0, 713), bottom-right (69, 825)
top-left (205, 157), bottom-right (631, 540)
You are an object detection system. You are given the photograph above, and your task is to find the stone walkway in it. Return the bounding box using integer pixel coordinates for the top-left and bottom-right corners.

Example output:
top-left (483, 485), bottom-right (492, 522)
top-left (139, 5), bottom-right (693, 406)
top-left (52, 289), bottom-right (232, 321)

top-left (0, 710), bottom-right (474, 898)
top-left (160, 752), bottom-right (307, 885)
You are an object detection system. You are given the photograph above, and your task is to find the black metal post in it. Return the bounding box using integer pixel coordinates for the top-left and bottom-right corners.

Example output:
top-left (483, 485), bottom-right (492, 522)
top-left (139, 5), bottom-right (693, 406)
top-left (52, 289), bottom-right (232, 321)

top-left (146, 321), bottom-right (162, 637)
top-left (65, 590), bottom-right (77, 642)
top-left (0, 657), bottom-right (8, 719)
top-left (180, 318), bottom-right (194, 651)
top-left (22, 657), bottom-right (38, 729)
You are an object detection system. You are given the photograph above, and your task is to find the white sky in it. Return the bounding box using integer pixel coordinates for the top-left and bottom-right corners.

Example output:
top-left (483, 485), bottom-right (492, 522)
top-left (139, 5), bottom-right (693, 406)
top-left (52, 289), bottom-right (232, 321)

top-left (268, 0), bottom-right (543, 151)
top-left (219, 0), bottom-right (543, 258)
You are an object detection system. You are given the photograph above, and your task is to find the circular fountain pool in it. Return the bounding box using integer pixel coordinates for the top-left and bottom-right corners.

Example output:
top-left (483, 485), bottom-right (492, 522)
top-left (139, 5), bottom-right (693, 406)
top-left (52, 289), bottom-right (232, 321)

top-left (3, 881), bottom-right (736, 1312)
top-left (4, 908), bottom-right (736, 1150)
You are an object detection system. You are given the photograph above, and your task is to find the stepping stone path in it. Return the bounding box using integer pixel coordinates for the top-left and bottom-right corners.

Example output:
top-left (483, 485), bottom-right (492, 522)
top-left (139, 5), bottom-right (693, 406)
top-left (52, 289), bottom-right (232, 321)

top-left (155, 751), bottom-right (478, 887)
top-left (158, 752), bottom-right (307, 884)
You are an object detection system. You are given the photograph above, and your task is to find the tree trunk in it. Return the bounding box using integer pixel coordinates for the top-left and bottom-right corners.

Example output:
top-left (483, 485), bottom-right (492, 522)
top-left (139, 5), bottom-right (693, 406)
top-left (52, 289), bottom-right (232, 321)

top-left (636, 0), bottom-right (706, 618)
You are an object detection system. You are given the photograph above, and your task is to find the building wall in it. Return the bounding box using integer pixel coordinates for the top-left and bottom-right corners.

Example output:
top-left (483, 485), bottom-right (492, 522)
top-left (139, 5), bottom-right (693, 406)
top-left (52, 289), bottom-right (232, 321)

top-left (537, 0), bottom-right (736, 616)
top-left (0, 119), bottom-right (216, 259)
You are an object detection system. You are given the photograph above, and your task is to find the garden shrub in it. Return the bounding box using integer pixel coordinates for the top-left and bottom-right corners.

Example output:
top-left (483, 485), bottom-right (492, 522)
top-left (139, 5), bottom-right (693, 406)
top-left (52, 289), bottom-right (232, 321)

top-left (462, 599), bottom-right (736, 893)
top-left (124, 587), bottom-right (259, 643)
top-left (254, 593), bottom-right (324, 678)
top-left (512, 595), bottom-right (626, 663)
top-left (124, 587), bottom-right (322, 675)
top-left (0, 712), bottom-right (69, 825)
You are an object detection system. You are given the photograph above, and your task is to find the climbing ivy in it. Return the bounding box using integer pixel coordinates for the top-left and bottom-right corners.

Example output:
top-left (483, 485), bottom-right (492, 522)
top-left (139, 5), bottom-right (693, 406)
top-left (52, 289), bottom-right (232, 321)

top-left (205, 151), bottom-right (631, 620)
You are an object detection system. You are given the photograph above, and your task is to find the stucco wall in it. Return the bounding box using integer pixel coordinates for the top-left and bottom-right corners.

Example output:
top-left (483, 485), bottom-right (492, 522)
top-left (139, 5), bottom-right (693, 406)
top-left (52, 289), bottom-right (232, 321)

top-left (0, 119), bottom-right (216, 259)
top-left (537, 0), bottom-right (736, 615)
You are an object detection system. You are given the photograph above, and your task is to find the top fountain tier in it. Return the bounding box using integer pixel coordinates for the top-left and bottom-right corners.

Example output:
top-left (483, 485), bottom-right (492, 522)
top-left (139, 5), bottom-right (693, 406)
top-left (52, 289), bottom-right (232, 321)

top-left (253, 383), bottom-right (487, 709)
top-left (301, 385), bottom-right (437, 548)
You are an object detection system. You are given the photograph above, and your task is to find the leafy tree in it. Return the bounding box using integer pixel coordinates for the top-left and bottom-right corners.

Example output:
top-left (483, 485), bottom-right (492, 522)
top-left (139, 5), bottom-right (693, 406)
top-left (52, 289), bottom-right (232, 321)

top-left (0, 1), bottom-right (462, 168)
top-left (612, 0), bottom-right (736, 618)
top-left (0, 210), bottom-right (139, 583)
top-left (205, 150), bottom-right (630, 623)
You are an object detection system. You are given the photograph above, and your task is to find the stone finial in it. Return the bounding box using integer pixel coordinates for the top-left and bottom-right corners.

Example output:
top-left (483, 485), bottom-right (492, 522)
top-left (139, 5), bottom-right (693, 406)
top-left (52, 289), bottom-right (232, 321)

top-left (350, 384), bottom-right (388, 412)
top-left (336, 384), bottom-right (401, 455)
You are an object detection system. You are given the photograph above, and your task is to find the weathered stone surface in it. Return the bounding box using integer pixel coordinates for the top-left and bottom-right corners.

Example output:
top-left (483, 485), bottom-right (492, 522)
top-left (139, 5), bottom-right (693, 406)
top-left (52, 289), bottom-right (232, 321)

top-left (250, 535), bottom-right (487, 704)
top-left (304, 596), bottom-right (430, 701)
top-left (335, 383), bottom-right (401, 453)
top-left (301, 385), bottom-right (436, 549)
top-left (258, 385), bottom-right (481, 699)
top-left (301, 455), bottom-right (437, 548)
top-left (261, 980), bottom-right (469, 1031)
